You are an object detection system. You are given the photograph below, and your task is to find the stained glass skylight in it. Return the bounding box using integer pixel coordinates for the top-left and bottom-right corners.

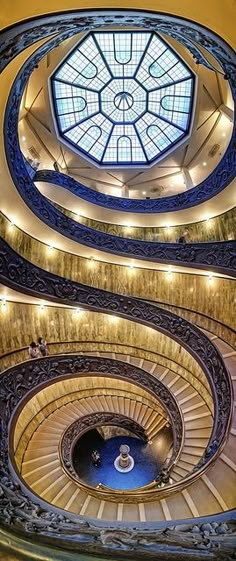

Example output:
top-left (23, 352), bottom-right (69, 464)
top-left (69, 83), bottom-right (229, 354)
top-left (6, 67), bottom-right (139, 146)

top-left (51, 31), bottom-right (195, 167)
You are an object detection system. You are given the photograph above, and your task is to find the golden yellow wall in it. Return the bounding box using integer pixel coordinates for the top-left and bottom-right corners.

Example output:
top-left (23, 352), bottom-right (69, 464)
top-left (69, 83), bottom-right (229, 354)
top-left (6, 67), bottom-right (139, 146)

top-left (57, 204), bottom-right (236, 243)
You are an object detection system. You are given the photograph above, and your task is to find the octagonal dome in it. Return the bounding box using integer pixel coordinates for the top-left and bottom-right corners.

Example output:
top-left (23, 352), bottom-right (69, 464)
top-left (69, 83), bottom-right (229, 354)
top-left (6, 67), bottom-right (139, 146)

top-left (50, 31), bottom-right (195, 167)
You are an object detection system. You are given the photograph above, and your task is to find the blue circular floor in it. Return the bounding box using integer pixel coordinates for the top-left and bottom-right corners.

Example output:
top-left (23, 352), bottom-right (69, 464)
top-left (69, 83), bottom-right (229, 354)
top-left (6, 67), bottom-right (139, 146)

top-left (74, 435), bottom-right (160, 490)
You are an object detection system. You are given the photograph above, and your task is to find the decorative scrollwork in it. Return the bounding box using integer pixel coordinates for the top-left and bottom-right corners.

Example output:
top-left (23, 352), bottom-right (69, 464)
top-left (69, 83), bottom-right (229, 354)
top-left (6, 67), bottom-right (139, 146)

top-left (0, 457), bottom-right (236, 558)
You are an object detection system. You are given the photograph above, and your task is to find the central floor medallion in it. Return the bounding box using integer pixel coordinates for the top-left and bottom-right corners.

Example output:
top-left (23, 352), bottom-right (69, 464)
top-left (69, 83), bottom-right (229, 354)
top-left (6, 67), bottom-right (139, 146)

top-left (114, 444), bottom-right (135, 473)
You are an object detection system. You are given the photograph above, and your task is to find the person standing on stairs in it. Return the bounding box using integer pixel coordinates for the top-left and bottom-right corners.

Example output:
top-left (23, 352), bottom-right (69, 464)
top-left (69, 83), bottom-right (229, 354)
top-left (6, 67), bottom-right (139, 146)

top-left (37, 336), bottom-right (49, 357)
top-left (28, 341), bottom-right (39, 359)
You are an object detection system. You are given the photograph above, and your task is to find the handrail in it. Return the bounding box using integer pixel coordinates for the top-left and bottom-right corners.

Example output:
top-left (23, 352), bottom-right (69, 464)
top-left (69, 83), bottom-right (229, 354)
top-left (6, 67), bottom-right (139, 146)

top-left (14, 386), bottom-right (167, 470)
top-left (36, 167), bottom-right (236, 221)
top-left (0, 234), bottom-right (232, 443)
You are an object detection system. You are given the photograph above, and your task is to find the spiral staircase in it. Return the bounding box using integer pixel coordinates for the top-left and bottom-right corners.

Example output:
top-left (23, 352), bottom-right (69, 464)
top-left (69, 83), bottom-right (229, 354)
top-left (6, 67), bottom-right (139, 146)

top-left (0, 3), bottom-right (236, 561)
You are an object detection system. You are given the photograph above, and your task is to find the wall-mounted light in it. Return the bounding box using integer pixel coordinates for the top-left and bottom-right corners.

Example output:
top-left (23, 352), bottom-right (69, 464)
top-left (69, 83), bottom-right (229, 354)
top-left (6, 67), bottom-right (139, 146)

top-left (166, 266), bottom-right (173, 279)
top-left (109, 315), bottom-right (118, 323)
top-left (128, 259), bottom-right (135, 271)
top-left (88, 257), bottom-right (95, 267)
top-left (8, 221), bottom-right (15, 232)
top-left (47, 245), bottom-right (54, 254)
top-left (203, 162), bottom-right (207, 167)
top-left (21, 136), bottom-right (26, 142)
top-left (38, 303), bottom-right (45, 312)
top-left (74, 307), bottom-right (82, 316)
top-left (208, 273), bottom-right (214, 284)
top-left (142, 191), bottom-right (147, 195)
top-left (1, 298), bottom-right (7, 313)
top-left (205, 217), bottom-right (212, 228)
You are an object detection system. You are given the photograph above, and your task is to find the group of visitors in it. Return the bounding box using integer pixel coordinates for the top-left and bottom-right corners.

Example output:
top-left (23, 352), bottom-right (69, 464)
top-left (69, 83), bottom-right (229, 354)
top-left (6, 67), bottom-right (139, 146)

top-left (28, 337), bottom-right (48, 359)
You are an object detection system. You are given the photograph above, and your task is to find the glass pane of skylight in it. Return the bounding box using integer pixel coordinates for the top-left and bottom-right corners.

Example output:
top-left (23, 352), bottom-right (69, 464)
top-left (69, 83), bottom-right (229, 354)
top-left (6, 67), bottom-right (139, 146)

top-left (51, 30), bottom-right (194, 166)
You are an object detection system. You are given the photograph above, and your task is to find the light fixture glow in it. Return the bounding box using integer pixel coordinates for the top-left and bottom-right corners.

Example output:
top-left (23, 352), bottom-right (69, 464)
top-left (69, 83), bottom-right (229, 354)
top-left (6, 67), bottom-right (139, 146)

top-left (74, 307), bottom-right (81, 315)
top-left (205, 218), bottom-right (213, 228)
top-left (88, 257), bottom-right (95, 267)
top-left (8, 220), bottom-right (15, 231)
top-left (142, 191), bottom-right (147, 195)
top-left (203, 162), bottom-right (207, 166)
top-left (166, 266), bottom-right (173, 278)
top-left (109, 315), bottom-right (118, 323)
top-left (129, 262), bottom-right (135, 271)
top-left (1, 298), bottom-right (7, 312)
top-left (208, 273), bottom-right (214, 283)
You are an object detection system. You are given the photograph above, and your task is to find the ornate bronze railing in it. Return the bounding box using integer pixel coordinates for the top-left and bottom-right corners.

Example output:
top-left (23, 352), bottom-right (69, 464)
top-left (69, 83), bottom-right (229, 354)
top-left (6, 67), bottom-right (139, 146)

top-left (60, 411), bottom-right (149, 479)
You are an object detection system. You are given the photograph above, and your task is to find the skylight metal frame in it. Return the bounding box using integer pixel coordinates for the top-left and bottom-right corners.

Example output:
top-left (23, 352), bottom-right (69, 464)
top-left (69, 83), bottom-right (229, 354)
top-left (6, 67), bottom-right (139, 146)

top-left (50, 30), bottom-right (196, 168)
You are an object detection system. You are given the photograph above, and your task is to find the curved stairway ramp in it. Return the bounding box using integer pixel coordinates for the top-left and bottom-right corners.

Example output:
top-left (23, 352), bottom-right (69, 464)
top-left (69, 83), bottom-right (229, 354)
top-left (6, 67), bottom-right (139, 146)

top-left (17, 387), bottom-right (168, 467)
top-left (14, 330), bottom-right (235, 522)
top-left (15, 352), bottom-right (213, 476)
top-left (16, 352), bottom-right (231, 522)
top-left (75, 351), bottom-right (214, 480)
top-left (18, 385), bottom-right (235, 521)
top-left (21, 394), bottom-right (169, 510)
